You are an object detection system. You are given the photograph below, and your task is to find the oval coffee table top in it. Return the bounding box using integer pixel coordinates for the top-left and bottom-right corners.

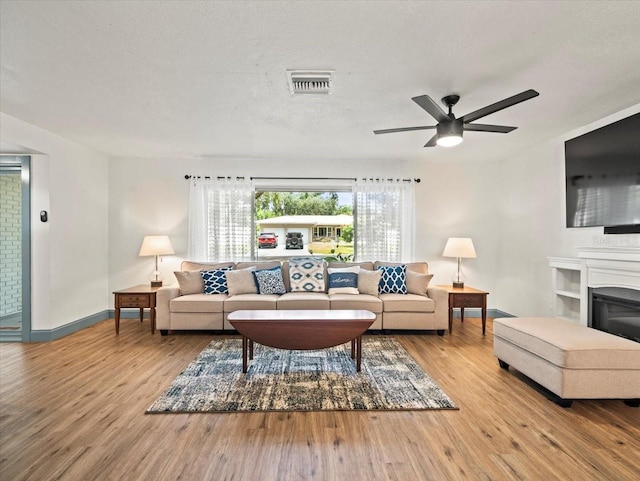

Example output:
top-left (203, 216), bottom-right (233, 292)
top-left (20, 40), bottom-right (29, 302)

top-left (228, 309), bottom-right (376, 321)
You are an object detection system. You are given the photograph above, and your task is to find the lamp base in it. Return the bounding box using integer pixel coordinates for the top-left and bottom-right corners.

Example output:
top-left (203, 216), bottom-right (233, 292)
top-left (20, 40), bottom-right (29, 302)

top-left (150, 280), bottom-right (163, 288)
top-left (452, 281), bottom-right (464, 288)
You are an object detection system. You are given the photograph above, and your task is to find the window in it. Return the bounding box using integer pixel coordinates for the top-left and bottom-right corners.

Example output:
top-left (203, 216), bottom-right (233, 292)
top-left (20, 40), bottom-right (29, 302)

top-left (187, 177), bottom-right (415, 262)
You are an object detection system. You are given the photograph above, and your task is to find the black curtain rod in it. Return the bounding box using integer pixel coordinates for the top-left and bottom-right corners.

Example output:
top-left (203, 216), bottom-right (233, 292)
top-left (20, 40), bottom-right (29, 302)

top-left (184, 175), bottom-right (420, 183)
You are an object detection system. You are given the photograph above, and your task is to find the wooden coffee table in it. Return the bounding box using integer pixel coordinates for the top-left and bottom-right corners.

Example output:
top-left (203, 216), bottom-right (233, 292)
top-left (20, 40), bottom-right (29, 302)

top-left (227, 309), bottom-right (376, 373)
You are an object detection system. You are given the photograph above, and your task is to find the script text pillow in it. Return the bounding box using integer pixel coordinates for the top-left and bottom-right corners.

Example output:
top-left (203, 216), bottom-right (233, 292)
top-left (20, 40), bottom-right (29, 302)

top-left (358, 269), bottom-right (382, 296)
top-left (406, 271), bottom-right (434, 297)
top-left (377, 264), bottom-right (408, 294)
top-left (253, 266), bottom-right (287, 295)
top-left (288, 257), bottom-right (325, 292)
top-left (174, 270), bottom-right (204, 295)
top-left (200, 267), bottom-right (233, 294)
top-left (225, 267), bottom-right (258, 296)
top-left (327, 266), bottom-right (360, 295)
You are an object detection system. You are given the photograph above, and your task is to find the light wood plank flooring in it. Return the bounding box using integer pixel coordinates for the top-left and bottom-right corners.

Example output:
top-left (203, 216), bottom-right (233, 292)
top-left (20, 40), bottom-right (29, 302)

top-left (1, 317), bottom-right (639, 481)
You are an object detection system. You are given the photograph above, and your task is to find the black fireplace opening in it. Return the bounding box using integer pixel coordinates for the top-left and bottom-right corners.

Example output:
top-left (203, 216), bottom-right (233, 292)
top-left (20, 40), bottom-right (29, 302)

top-left (589, 287), bottom-right (640, 342)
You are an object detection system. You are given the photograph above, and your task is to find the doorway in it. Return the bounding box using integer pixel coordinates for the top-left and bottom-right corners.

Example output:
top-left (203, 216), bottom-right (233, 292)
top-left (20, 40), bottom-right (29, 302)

top-left (0, 156), bottom-right (31, 342)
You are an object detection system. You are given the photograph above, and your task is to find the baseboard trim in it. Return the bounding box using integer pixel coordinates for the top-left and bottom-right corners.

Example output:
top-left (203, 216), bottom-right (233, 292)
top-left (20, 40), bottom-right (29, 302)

top-left (26, 308), bottom-right (515, 342)
top-left (451, 308), bottom-right (514, 319)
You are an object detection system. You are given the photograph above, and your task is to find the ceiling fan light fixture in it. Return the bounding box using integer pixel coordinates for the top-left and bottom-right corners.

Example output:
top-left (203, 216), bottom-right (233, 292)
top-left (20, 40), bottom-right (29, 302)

top-left (436, 119), bottom-right (463, 147)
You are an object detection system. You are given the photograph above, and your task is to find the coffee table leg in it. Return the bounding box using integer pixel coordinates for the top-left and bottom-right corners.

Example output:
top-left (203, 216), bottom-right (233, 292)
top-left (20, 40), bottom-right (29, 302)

top-left (351, 339), bottom-right (355, 359)
top-left (356, 335), bottom-right (362, 372)
top-left (249, 339), bottom-right (254, 360)
top-left (242, 336), bottom-right (248, 373)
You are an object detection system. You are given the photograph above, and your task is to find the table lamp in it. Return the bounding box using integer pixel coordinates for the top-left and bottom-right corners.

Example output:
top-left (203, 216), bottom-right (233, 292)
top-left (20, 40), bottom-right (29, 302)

top-left (139, 235), bottom-right (175, 287)
top-left (442, 237), bottom-right (477, 288)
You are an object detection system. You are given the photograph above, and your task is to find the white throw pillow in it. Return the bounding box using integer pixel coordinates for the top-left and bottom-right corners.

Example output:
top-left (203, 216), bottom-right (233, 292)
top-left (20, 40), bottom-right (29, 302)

top-left (327, 266), bottom-right (360, 295)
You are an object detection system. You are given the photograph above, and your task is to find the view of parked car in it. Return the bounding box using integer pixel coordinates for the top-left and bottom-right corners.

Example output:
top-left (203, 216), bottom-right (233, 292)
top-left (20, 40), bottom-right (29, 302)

top-left (258, 232), bottom-right (278, 248)
top-left (285, 232), bottom-right (304, 249)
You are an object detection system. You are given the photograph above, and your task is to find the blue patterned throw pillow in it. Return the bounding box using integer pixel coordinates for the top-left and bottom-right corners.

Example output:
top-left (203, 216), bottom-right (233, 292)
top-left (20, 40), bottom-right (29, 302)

top-left (200, 267), bottom-right (233, 294)
top-left (253, 266), bottom-right (286, 295)
top-left (288, 257), bottom-right (325, 292)
top-left (377, 264), bottom-right (408, 294)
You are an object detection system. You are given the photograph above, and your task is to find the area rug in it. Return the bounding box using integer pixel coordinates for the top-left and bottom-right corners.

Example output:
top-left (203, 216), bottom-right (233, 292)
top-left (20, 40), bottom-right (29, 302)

top-left (146, 337), bottom-right (457, 413)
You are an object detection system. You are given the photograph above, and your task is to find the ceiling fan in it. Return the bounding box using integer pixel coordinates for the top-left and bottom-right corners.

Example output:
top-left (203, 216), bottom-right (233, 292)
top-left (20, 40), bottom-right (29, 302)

top-left (374, 89), bottom-right (539, 147)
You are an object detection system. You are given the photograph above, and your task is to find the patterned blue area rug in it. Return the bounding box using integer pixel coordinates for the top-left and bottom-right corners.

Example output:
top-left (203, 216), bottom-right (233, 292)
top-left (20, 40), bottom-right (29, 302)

top-left (147, 337), bottom-right (457, 413)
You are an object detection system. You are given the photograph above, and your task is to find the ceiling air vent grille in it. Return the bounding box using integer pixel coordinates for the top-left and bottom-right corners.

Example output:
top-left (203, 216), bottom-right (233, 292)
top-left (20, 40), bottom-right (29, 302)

top-left (287, 70), bottom-right (333, 94)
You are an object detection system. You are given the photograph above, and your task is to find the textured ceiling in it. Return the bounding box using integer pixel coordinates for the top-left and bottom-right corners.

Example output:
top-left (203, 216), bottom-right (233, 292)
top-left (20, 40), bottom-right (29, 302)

top-left (1, 1), bottom-right (640, 163)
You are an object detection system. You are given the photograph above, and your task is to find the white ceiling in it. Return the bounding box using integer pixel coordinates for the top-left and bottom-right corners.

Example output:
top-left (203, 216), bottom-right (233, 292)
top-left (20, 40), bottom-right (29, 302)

top-left (1, 1), bottom-right (640, 163)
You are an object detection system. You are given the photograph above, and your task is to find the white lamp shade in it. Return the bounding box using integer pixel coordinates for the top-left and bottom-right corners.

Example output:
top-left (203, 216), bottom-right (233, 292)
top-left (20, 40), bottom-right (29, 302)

top-left (139, 235), bottom-right (175, 257)
top-left (442, 237), bottom-right (477, 258)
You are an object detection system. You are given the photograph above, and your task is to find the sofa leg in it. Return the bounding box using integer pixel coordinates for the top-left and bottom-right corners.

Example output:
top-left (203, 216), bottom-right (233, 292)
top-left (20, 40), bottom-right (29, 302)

top-left (160, 329), bottom-right (168, 336)
top-left (498, 359), bottom-right (509, 370)
top-left (437, 329), bottom-right (445, 336)
top-left (624, 399), bottom-right (640, 407)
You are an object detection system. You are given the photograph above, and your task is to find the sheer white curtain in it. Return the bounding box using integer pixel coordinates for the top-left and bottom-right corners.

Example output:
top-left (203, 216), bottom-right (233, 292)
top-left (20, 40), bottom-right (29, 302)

top-left (353, 179), bottom-right (415, 262)
top-left (187, 177), bottom-right (254, 262)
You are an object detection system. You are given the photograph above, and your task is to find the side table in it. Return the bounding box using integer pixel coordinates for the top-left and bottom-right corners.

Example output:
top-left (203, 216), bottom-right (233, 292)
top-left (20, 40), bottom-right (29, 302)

top-left (113, 285), bottom-right (159, 335)
top-left (437, 285), bottom-right (489, 335)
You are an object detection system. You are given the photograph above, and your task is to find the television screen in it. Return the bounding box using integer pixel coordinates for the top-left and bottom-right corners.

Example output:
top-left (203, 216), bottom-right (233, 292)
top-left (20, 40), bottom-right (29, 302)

top-left (565, 113), bottom-right (640, 229)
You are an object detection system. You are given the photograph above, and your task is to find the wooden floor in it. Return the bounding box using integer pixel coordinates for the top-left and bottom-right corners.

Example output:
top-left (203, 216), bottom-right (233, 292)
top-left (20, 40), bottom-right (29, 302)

top-left (1, 317), bottom-right (639, 481)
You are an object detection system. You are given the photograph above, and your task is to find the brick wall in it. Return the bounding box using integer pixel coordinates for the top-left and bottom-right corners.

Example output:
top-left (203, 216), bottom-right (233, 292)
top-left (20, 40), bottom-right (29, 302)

top-left (0, 173), bottom-right (22, 317)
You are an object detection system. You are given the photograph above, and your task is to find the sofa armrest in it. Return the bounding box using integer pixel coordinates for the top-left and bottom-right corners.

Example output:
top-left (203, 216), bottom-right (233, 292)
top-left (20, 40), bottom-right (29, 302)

top-left (427, 285), bottom-right (448, 330)
top-left (156, 285), bottom-right (180, 330)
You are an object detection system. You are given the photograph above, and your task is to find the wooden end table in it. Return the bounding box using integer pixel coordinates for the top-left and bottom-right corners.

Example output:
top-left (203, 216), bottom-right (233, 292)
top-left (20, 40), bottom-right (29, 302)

top-left (113, 285), bottom-right (159, 335)
top-left (438, 285), bottom-right (489, 335)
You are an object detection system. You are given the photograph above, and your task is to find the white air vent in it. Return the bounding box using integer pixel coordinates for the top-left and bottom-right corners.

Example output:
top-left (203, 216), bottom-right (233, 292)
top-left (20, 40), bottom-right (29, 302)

top-left (287, 70), bottom-right (333, 94)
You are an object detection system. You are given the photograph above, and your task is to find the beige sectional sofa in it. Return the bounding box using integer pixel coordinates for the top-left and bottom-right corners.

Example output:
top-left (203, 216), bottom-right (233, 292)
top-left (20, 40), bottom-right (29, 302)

top-left (156, 259), bottom-right (448, 335)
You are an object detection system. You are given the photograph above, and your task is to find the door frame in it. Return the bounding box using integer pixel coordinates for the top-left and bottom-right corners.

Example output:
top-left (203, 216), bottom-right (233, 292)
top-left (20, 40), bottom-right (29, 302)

top-left (0, 156), bottom-right (31, 342)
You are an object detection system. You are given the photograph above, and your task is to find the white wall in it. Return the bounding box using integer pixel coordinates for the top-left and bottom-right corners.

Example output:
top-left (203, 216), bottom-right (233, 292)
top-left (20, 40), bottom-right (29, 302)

top-left (0, 113), bottom-right (110, 331)
top-left (494, 103), bottom-right (640, 317)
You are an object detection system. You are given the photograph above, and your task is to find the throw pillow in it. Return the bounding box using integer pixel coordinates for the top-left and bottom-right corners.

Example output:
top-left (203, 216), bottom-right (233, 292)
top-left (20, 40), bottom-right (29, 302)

top-left (327, 266), bottom-right (360, 295)
top-left (174, 270), bottom-right (204, 295)
top-left (358, 269), bottom-right (382, 296)
top-left (406, 270), bottom-right (434, 297)
top-left (253, 266), bottom-right (286, 295)
top-left (288, 257), bottom-right (326, 292)
top-left (200, 267), bottom-right (233, 294)
top-left (225, 267), bottom-right (258, 296)
top-left (377, 264), bottom-right (408, 294)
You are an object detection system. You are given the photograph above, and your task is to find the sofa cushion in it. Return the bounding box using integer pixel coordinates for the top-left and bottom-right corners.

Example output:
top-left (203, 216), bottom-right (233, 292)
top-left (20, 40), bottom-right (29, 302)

top-left (375, 261), bottom-right (428, 275)
top-left (277, 292), bottom-right (331, 310)
top-left (288, 257), bottom-right (326, 292)
top-left (358, 269), bottom-right (382, 296)
top-left (174, 270), bottom-right (205, 295)
top-left (226, 267), bottom-right (258, 296)
top-left (170, 293), bottom-right (227, 313)
top-left (406, 271), bottom-right (434, 297)
top-left (377, 264), bottom-right (408, 294)
top-left (200, 267), bottom-right (233, 294)
top-left (328, 261), bottom-right (374, 271)
top-left (181, 261), bottom-right (235, 271)
top-left (253, 266), bottom-right (287, 295)
top-left (329, 293), bottom-right (383, 313)
top-left (224, 293), bottom-right (279, 311)
top-left (327, 266), bottom-right (360, 295)
top-left (380, 293), bottom-right (435, 312)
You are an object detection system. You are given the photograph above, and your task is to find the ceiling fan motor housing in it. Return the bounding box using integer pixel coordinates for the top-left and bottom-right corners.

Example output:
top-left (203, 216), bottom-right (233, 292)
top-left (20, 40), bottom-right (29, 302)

top-left (437, 118), bottom-right (463, 139)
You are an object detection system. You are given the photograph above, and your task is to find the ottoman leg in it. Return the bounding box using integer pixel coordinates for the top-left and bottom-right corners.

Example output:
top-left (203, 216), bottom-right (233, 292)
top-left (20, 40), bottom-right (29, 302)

top-left (498, 359), bottom-right (509, 370)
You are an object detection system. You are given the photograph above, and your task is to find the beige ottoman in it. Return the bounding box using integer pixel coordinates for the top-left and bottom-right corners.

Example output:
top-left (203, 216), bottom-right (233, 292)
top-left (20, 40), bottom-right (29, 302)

top-left (494, 317), bottom-right (640, 407)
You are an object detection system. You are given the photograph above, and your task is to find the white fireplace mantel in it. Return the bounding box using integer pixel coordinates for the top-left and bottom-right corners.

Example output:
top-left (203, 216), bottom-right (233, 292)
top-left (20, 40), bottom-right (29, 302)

top-left (548, 247), bottom-right (640, 325)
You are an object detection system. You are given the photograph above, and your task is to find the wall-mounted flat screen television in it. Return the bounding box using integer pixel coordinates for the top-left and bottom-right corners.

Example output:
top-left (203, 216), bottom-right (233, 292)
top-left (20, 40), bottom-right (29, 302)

top-left (565, 112), bottom-right (640, 233)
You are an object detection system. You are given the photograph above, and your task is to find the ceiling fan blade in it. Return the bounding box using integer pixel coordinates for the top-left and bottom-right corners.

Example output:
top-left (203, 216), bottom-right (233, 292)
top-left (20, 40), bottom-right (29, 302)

top-left (412, 95), bottom-right (450, 123)
top-left (424, 133), bottom-right (439, 147)
top-left (460, 89), bottom-right (539, 124)
top-left (373, 126), bottom-right (436, 134)
top-left (464, 123), bottom-right (517, 133)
